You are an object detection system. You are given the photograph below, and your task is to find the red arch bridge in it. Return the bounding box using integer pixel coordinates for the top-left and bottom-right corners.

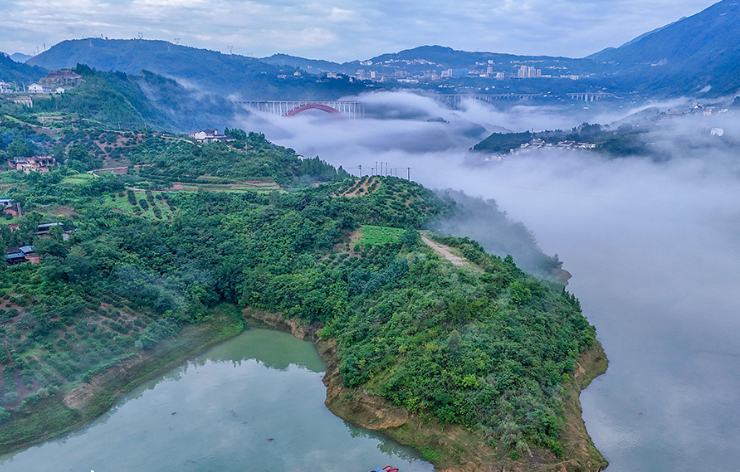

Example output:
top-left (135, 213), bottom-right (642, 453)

top-left (233, 100), bottom-right (363, 119)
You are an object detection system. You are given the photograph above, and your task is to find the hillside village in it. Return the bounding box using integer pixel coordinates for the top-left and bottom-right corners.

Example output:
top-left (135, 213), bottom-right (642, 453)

top-left (0, 69), bottom-right (83, 100)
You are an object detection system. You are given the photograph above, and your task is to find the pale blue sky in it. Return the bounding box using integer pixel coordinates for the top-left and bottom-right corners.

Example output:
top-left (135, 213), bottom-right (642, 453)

top-left (0, 0), bottom-right (719, 61)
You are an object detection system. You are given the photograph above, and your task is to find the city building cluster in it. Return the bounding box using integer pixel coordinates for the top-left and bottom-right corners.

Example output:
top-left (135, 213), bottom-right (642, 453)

top-left (351, 58), bottom-right (581, 84)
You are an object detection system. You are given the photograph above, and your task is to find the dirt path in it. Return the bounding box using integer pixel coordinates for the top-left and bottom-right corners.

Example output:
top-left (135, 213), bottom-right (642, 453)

top-left (421, 236), bottom-right (469, 267)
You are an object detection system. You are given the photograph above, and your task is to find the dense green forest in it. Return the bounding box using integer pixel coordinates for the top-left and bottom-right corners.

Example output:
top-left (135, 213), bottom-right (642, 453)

top-left (0, 110), bottom-right (600, 466)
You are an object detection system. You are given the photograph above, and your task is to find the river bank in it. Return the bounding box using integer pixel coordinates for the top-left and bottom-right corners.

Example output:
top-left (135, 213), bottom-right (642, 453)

top-left (244, 307), bottom-right (609, 472)
top-left (0, 305), bottom-right (246, 455)
top-left (0, 301), bottom-right (607, 472)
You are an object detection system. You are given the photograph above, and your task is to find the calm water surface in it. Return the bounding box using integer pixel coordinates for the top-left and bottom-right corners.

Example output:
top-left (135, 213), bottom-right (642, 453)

top-left (0, 329), bottom-right (434, 472)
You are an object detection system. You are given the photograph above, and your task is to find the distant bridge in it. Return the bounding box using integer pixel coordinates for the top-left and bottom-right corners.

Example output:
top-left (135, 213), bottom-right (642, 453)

top-left (567, 92), bottom-right (615, 102)
top-left (234, 100), bottom-right (363, 119)
top-left (436, 92), bottom-right (616, 107)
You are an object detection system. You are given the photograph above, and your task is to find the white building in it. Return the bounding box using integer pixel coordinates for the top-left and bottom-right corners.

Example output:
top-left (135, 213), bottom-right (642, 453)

top-left (28, 83), bottom-right (52, 94)
top-left (188, 129), bottom-right (236, 144)
top-left (0, 81), bottom-right (8, 93)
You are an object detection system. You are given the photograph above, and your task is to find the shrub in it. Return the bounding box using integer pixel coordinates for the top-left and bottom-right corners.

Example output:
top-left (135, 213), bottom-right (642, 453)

top-left (0, 407), bottom-right (10, 423)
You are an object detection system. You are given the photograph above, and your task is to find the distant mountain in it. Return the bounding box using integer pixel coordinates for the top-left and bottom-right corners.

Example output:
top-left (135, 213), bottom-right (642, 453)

top-left (24, 1), bottom-right (740, 103)
top-left (0, 52), bottom-right (47, 85)
top-left (27, 39), bottom-right (372, 100)
top-left (10, 53), bottom-right (33, 63)
top-left (589, 0), bottom-right (740, 96)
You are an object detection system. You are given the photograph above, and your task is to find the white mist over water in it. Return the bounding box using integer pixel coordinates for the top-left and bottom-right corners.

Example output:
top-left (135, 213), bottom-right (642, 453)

top-left (241, 97), bottom-right (740, 471)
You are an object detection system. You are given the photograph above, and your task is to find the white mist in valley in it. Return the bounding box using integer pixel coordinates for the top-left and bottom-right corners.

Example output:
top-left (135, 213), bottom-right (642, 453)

top-left (239, 95), bottom-right (740, 471)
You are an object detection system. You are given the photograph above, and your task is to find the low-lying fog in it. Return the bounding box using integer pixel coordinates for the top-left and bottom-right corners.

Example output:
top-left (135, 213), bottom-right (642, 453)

top-left (239, 95), bottom-right (740, 472)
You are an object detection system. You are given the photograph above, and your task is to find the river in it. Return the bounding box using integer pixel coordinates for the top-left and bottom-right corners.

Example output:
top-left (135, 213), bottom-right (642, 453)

top-left (0, 329), bottom-right (434, 472)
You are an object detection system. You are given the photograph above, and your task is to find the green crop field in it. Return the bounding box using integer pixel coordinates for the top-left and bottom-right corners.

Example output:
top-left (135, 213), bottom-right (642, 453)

top-left (356, 225), bottom-right (405, 246)
top-left (61, 173), bottom-right (96, 186)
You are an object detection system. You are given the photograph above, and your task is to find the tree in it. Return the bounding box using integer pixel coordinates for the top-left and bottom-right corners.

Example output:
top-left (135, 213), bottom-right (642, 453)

top-left (8, 139), bottom-right (34, 158)
top-left (67, 143), bottom-right (90, 164)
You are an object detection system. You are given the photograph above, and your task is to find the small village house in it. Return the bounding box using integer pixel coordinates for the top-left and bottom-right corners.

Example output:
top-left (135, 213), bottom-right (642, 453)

top-left (189, 129), bottom-right (236, 144)
top-left (0, 199), bottom-right (22, 217)
top-left (5, 245), bottom-right (40, 265)
top-left (28, 83), bottom-right (52, 94)
top-left (9, 156), bottom-right (57, 173)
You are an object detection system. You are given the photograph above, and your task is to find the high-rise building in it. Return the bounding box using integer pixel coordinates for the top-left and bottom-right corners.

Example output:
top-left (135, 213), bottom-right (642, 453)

top-left (518, 65), bottom-right (542, 78)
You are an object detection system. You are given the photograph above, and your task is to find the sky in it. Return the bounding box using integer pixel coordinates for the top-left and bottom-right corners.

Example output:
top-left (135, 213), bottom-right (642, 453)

top-left (0, 0), bottom-right (719, 62)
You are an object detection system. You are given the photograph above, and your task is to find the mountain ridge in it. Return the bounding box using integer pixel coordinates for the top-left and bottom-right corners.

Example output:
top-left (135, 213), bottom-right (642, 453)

top-left (27, 39), bottom-right (370, 100)
top-left (18, 1), bottom-right (740, 99)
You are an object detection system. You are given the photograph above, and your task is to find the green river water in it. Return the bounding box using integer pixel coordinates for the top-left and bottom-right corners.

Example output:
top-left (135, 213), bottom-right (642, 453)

top-left (0, 329), bottom-right (434, 472)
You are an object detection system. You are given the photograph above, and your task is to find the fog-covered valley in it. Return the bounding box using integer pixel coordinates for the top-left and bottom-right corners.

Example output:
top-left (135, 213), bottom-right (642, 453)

top-left (242, 95), bottom-right (740, 472)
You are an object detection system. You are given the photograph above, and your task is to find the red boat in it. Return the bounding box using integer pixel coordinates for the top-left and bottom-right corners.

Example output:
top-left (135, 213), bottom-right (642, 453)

top-left (369, 467), bottom-right (399, 472)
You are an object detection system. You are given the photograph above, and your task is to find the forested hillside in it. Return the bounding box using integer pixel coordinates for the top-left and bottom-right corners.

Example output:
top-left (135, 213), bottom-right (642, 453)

top-left (0, 110), bottom-right (605, 471)
top-left (17, 65), bottom-right (241, 132)
top-left (0, 53), bottom-right (47, 86)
